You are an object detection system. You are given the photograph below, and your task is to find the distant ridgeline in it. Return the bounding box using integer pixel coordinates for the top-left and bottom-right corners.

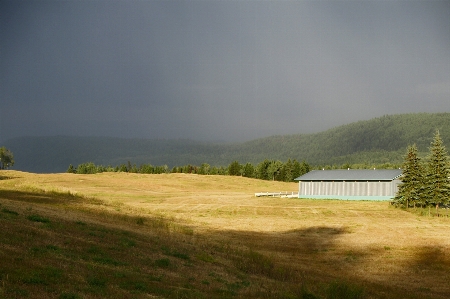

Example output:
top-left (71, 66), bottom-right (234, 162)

top-left (3, 112), bottom-right (450, 173)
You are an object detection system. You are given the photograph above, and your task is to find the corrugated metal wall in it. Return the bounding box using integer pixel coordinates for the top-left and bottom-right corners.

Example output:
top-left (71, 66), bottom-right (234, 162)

top-left (299, 180), bottom-right (400, 197)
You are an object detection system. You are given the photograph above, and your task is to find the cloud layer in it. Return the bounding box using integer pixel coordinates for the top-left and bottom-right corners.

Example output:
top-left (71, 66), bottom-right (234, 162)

top-left (1, 1), bottom-right (449, 142)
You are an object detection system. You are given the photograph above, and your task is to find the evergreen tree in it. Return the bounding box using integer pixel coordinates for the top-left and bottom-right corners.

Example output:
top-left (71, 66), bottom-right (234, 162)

top-left (267, 160), bottom-right (282, 181)
top-left (242, 163), bottom-right (255, 178)
top-left (300, 160), bottom-right (311, 176)
top-left (67, 164), bottom-right (76, 173)
top-left (281, 159), bottom-right (293, 182)
top-left (292, 159), bottom-right (302, 179)
top-left (209, 166), bottom-right (219, 175)
top-left (76, 162), bottom-right (98, 174)
top-left (255, 159), bottom-right (271, 180)
top-left (393, 144), bottom-right (424, 208)
top-left (423, 130), bottom-right (450, 206)
top-left (118, 164), bottom-right (128, 172)
top-left (198, 163), bottom-right (210, 175)
top-left (217, 166), bottom-right (227, 175)
top-left (141, 164), bottom-right (155, 174)
top-left (228, 161), bottom-right (241, 176)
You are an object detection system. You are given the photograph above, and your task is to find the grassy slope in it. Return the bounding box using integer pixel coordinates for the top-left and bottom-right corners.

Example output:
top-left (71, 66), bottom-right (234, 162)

top-left (1, 171), bottom-right (450, 299)
top-left (4, 113), bottom-right (450, 173)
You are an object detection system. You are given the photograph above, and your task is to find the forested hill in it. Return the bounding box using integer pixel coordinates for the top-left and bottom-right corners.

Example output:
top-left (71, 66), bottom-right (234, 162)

top-left (236, 113), bottom-right (450, 166)
top-left (3, 113), bottom-right (450, 173)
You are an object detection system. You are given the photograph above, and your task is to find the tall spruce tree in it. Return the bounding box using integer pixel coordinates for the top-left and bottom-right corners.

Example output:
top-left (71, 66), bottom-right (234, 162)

top-left (394, 144), bottom-right (424, 207)
top-left (423, 130), bottom-right (450, 206)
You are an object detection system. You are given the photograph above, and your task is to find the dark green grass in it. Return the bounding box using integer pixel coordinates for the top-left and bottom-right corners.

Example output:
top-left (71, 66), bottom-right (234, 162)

top-left (1, 208), bottom-right (19, 216)
top-left (0, 200), bottom-right (266, 299)
top-left (27, 214), bottom-right (50, 223)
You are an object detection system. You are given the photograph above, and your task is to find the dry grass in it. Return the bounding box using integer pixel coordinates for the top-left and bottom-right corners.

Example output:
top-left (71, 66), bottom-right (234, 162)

top-left (1, 170), bottom-right (450, 298)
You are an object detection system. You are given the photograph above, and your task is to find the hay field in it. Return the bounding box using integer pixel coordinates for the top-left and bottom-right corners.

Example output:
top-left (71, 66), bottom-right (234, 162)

top-left (0, 170), bottom-right (449, 299)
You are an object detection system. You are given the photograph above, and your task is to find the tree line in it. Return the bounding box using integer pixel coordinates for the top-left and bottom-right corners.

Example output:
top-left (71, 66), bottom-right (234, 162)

top-left (68, 158), bottom-right (406, 183)
top-left (393, 130), bottom-right (450, 208)
top-left (67, 159), bottom-right (311, 182)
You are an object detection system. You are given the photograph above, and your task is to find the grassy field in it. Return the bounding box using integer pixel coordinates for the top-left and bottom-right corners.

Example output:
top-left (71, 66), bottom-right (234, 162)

top-left (0, 170), bottom-right (449, 299)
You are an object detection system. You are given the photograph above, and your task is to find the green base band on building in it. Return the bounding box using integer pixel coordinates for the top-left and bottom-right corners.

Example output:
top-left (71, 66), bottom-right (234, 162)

top-left (298, 195), bottom-right (394, 201)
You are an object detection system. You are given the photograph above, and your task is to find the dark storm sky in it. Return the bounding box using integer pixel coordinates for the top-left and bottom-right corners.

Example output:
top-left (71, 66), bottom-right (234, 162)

top-left (1, 0), bottom-right (449, 142)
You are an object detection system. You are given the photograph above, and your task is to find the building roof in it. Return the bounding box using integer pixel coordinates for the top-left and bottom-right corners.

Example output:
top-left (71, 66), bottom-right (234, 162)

top-left (294, 169), bottom-right (403, 181)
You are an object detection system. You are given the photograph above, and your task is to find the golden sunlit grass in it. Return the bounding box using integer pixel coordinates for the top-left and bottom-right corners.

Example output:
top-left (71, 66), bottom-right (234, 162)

top-left (1, 170), bottom-right (450, 298)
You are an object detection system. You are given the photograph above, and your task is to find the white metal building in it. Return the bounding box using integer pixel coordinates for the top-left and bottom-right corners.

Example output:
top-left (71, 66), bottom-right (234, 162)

top-left (294, 169), bottom-right (402, 200)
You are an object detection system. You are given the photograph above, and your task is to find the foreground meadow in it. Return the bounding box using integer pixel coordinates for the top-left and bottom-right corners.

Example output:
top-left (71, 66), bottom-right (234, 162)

top-left (0, 171), bottom-right (449, 299)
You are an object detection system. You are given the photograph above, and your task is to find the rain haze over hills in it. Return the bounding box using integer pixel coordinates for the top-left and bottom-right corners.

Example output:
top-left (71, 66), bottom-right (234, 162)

top-left (1, 1), bottom-right (449, 142)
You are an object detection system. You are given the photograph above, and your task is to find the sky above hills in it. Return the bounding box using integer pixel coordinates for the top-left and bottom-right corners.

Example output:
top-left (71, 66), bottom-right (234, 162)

top-left (1, 0), bottom-right (449, 142)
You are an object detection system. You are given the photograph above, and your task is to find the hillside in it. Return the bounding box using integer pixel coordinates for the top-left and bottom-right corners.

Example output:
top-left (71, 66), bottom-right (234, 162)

top-left (1, 171), bottom-right (450, 298)
top-left (236, 112), bottom-right (450, 165)
top-left (3, 113), bottom-right (450, 173)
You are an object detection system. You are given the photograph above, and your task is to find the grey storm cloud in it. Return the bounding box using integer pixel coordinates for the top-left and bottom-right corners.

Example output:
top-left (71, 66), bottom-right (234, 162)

top-left (1, 0), bottom-right (449, 142)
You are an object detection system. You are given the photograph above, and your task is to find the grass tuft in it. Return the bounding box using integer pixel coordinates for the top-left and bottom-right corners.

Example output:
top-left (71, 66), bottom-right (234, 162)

top-left (92, 256), bottom-right (124, 266)
top-left (196, 253), bottom-right (215, 263)
top-left (87, 276), bottom-right (108, 288)
top-left (155, 258), bottom-right (171, 268)
top-left (59, 293), bottom-right (81, 299)
top-left (27, 214), bottom-right (50, 223)
top-left (162, 246), bottom-right (190, 260)
top-left (327, 281), bottom-right (365, 299)
top-left (1, 208), bottom-right (19, 215)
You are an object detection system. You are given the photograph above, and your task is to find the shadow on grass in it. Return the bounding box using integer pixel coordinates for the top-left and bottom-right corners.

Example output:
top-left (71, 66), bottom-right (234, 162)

top-left (0, 189), bottom-right (101, 205)
top-left (0, 174), bottom-right (16, 180)
top-left (210, 226), bottom-right (450, 299)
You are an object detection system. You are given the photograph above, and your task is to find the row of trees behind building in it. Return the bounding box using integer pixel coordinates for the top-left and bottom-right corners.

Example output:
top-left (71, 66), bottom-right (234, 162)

top-left (68, 159), bottom-right (311, 182)
top-left (393, 130), bottom-right (450, 208)
top-left (70, 158), bottom-right (403, 183)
